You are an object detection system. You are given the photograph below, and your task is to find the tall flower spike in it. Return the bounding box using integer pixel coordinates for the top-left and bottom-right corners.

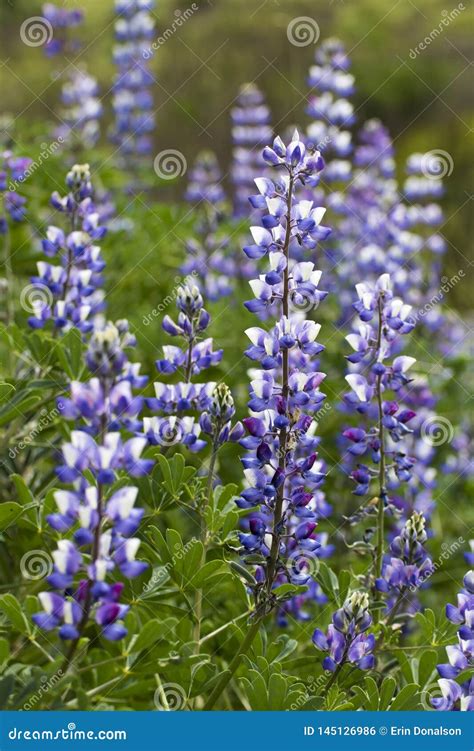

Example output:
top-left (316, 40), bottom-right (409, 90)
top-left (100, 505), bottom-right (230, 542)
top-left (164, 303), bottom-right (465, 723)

top-left (58, 67), bottom-right (102, 149)
top-left (306, 38), bottom-right (355, 200)
top-left (111, 0), bottom-right (156, 172)
top-left (0, 151), bottom-right (32, 235)
top-left (42, 3), bottom-right (83, 57)
top-left (231, 83), bottom-right (273, 217)
top-left (28, 164), bottom-right (106, 332)
top-left (312, 591), bottom-right (375, 674)
top-left (182, 151), bottom-right (235, 300)
top-left (145, 282), bottom-right (242, 453)
top-left (376, 512), bottom-right (434, 619)
top-left (342, 273), bottom-right (417, 580)
top-left (431, 569), bottom-right (474, 711)
top-left (32, 319), bottom-right (151, 659)
top-left (237, 130), bottom-right (330, 619)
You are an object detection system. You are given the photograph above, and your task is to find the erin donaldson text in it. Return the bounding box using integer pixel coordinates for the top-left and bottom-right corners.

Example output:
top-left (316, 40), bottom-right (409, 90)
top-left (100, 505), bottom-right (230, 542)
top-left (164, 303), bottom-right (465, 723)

top-left (390, 727), bottom-right (461, 736)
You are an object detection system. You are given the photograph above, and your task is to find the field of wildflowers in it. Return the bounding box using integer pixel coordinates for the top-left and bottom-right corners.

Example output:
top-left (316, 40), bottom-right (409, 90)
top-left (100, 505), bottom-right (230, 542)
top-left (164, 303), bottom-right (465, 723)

top-left (0, 0), bottom-right (472, 717)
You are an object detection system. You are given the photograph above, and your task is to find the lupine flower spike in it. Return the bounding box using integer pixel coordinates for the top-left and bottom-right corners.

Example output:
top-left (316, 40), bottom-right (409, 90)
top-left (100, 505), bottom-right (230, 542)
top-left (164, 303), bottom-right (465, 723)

top-left (32, 321), bottom-right (151, 656)
top-left (28, 164), bottom-right (106, 332)
top-left (431, 570), bottom-right (474, 711)
top-left (237, 130), bottom-right (331, 619)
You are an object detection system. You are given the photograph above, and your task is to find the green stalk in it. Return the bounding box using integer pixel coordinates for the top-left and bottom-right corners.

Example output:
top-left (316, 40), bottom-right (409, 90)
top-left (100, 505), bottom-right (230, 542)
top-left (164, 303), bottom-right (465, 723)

top-left (203, 617), bottom-right (263, 711)
top-left (374, 296), bottom-right (387, 593)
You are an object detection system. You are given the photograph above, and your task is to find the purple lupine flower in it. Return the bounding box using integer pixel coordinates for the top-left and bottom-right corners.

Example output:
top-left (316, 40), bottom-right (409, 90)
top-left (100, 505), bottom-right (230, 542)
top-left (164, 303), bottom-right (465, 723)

top-left (181, 151), bottom-right (235, 300)
top-left (306, 38), bottom-right (355, 201)
top-left (431, 569), bottom-right (474, 711)
top-left (42, 3), bottom-right (83, 57)
top-left (146, 282), bottom-right (241, 455)
top-left (231, 83), bottom-right (273, 217)
top-left (236, 130), bottom-right (332, 620)
top-left (342, 273), bottom-right (418, 508)
top-left (32, 321), bottom-right (151, 647)
top-left (28, 164), bottom-right (106, 332)
top-left (312, 592), bottom-right (375, 673)
top-left (58, 67), bottom-right (102, 148)
top-left (376, 513), bottom-right (434, 604)
top-left (111, 0), bottom-right (155, 170)
top-left (0, 151), bottom-right (32, 234)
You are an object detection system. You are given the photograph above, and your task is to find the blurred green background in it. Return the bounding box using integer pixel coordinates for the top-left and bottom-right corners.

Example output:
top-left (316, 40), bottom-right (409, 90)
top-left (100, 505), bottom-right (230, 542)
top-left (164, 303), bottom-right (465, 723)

top-left (0, 0), bottom-right (472, 308)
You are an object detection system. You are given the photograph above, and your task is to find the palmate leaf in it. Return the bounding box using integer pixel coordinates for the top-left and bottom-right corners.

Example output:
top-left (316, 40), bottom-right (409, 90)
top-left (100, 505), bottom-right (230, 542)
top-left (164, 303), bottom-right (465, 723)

top-left (0, 594), bottom-right (29, 632)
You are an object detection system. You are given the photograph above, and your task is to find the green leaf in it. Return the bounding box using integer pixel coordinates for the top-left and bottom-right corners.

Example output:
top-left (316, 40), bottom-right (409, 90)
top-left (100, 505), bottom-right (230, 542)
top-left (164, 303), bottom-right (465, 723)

top-left (11, 474), bottom-right (35, 505)
top-left (0, 637), bottom-right (9, 664)
top-left (267, 672), bottom-right (287, 709)
top-left (130, 619), bottom-right (168, 653)
top-left (0, 502), bottom-right (23, 530)
top-left (418, 649), bottom-right (438, 687)
top-left (379, 676), bottom-right (397, 710)
top-left (190, 560), bottom-right (225, 589)
top-left (148, 526), bottom-right (172, 566)
top-left (316, 561), bottom-right (340, 603)
top-left (0, 675), bottom-right (15, 709)
top-left (390, 683), bottom-right (420, 710)
top-left (339, 569), bottom-right (352, 604)
top-left (0, 394), bottom-right (42, 427)
top-left (273, 583), bottom-right (308, 599)
top-left (350, 686), bottom-right (371, 709)
top-left (230, 560), bottom-right (256, 585)
top-left (55, 328), bottom-right (83, 379)
top-left (0, 594), bottom-right (29, 631)
top-left (364, 676), bottom-right (380, 710)
top-left (0, 383), bottom-right (15, 403)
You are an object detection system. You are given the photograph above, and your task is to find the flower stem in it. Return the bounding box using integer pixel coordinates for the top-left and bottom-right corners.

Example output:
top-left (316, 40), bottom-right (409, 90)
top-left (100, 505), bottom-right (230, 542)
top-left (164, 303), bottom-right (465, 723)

top-left (374, 295), bottom-right (387, 593)
top-left (203, 616), bottom-right (263, 710)
top-left (193, 439), bottom-right (219, 648)
top-left (264, 174), bottom-right (293, 600)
